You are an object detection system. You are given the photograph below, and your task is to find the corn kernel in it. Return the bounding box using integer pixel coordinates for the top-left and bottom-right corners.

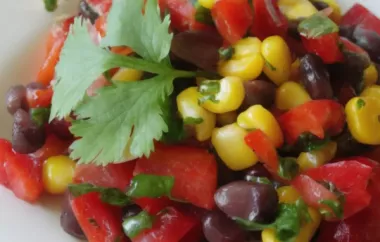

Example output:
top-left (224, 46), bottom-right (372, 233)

top-left (43, 156), bottom-right (76, 195)
top-left (276, 82), bottom-right (311, 110)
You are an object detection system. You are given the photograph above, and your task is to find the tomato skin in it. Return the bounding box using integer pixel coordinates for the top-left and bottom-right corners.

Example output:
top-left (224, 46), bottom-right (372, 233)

top-left (134, 197), bottom-right (175, 214)
top-left (74, 161), bottom-right (136, 191)
top-left (37, 17), bottom-right (74, 86)
top-left (302, 33), bottom-right (344, 63)
top-left (251, 0), bottom-right (288, 40)
top-left (342, 4), bottom-right (380, 35)
top-left (211, 0), bottom-right (253, 44)
top-left (132, 207), bottom-right (199, 242)
top-left (134, 145), bottom-right (217, 210)
top-left (294, 160), bottom-right (373, 219)
top-left (31, 134), bottom-right (71, 163)
top-left (317, 165), bottom-right (380, 242)
top-left (4, 151), bottom-right (44, 203)
top-left (0, 139), bottom-right (13, 186)
top-left (245, 130), bottom-right (279, 172)
top-left (71, 192), bottom-right (127, 242)
top-left (279, 100), bottom-right (345, 144)
top-left (26, 86), bottom-right (53, 108)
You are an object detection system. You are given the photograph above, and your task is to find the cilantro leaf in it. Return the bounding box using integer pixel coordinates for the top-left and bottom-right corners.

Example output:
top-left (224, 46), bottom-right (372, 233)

top-left (127, 174), bottom-right (175, 198)
top-left (70, 74), bottom-right (179, 164)
top-left (102, 0), bottom-right (172, 63)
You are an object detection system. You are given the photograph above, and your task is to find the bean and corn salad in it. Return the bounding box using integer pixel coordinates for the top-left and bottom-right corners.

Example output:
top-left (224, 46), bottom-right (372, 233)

top-left (2, 0), bottom-right (380, 241)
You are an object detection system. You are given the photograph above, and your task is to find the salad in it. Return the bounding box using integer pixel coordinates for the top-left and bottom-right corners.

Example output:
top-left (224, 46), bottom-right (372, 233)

top-left (2, 0), bottom-right (380, 241)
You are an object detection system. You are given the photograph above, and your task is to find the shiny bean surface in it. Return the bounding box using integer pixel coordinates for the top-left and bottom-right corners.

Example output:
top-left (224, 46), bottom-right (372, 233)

top-left (311, 1), bottom-right (329, 10)
top-left (79, 0), bottom-right (99, 24)
top-left (243, 163), bottom-right (272, 182)
top-left (122, 204), bottom-right (142, 221)
top-left (5, 85), bottom-right (26, 115)
top-left (352, 27), bottom-right (380, 63)
top-left (171, 31), bottom-right (223, 71)
top-left (49, 119), bottom-right (74, 140)
top-left (240, 80), bottom-right (276, 110)
top-left (202, 210), bottom-right (248, 242)
top-left (339, 25), bottom-right (355, 40)
top-left (12, 109), bottom-right (45, 154)
top-left (335, 129), bottom-right (372, 158)
top-left (300, 54), bottom-right (333, 99)
top-left (214, 181), bottom-right (278, 223)
top-left (61, 191), bottom-right (86, 240)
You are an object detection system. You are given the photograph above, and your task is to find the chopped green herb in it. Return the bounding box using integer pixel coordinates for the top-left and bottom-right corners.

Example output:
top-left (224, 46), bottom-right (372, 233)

top-left (357, 98), bottom-right (366, 109)
top-left (219, 47), bottom-right (235, 61)
top-left (199, 80), bottom-right (221, 104)
top-left (298, 133), bottom-right (330, 152)
top-left (263, 57), bottom-right (277, 71)
top-left (298, 13), bottom-right (339, 38)
top-left (123, 211), bottom-right (154, 239)
top-left (30, 108), bottom-right (50, 127)
top-left (127, 174), bottom-right (175, 198)
top-left (183, 117), bottom-right (204, 125)
top-left (194, 4), bottom-right (214, 26)
top-left (278, 157), bottom-right (300, 180)
top-left (43, 0), bottom-right (58, 12)
top-left (319, 199), bottom-right (344, 219)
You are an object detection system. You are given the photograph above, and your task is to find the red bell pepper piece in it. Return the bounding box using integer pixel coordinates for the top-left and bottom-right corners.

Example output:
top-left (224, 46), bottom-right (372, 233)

top-left (74, 161), bottom-right (136, 191)
top-left (26, 86), bottom-right (53, 108)
top-left (71, 192), bottom-right (127, 242)
top-left (250, 0), bottom-right (288, 40)
top-left (244, 130), bottom-right (279, 172)
top-left (339, 37), bottom-right (371, 65)
top-left (31, 134), bottom-right (71, 162)
top-left (342, 3), bottom-right (380, 35)
top-left (301, 32), bottom-right (344, 63)
top-left (37, 17), bottom-right (74, 86)
top-left (278, 100), bottom-right (345, 144)
top-left (132, 207), bottom-right (200, 242)
top-left (134, 197), bottom-right (175, 215)
top-left (0, 139), bottom-right (13, 186)
top-left (134, 145), bottom-right (217, 210)
top-left (211, 0), bottom-right (253, 44)
top-left (293, 160), bottom-right (374, 220)
top-left (4, 151), bottom-right (44, 203)
top-left (317, 164), bottom-right (380, 242)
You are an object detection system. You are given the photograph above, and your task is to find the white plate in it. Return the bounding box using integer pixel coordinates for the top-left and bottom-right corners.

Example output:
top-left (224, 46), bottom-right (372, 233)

top-left (0, 0), bottom-right (378, 241)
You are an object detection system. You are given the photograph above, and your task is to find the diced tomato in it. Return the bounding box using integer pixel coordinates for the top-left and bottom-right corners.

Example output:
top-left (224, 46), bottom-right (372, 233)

top-left (294, 160), bottom-right (373, 219)
top-left (160, 0), bottom-right (211, 32)
top-left (245, 130), bottom-right (279, 172)
top-left (94, 15), bottom-right (107, 37)
top-left (342, 3), bottom-right (380, 35)
top-left (4, 152), bottom-right (43, 203)
top-left (339, 36), bottom-right (371, 65)
top-left (74, 161), bottom-right (136, 191)
top-left (86, 0), bottom-right (113, 16)
top-left (132, 207), bottom-right (199, 242)
top-left (251, 0), bottom-right (288, 40)
top-left (317, 165), bottom-right (380, 242)
top-left (0, 139), bottom-right (13, 186)
top-left (26, 86), bottom-right (53, 108)
top-left (301, 32), bottom-right (344, 63)
top-left (31, 134), bottom-right (71, 162)
top-left (37, 17), bottom-right (74, 86)
top-left (134, 145), bottom-right (217, 210)
top-left (278, 100), bottom-right (345, 144)
top-left (211, 0), bottom-right (253, 44)
top-left (71, 192), bottom-right (127, 242)
top-left (134, 197), bottom-right (175, 214)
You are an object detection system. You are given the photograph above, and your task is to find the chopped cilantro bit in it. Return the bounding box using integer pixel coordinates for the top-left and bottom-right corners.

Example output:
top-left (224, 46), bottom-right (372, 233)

top-left (30, 108), bottom-right (50, 127)
top-left (199, 80), bottom-right (221, 104)
top-left (194, 4), bottom-right (214, 26)
top-left (127, 174), bottom-right (175, 198)
top-left (319, 199), bottom-right (344, 219)
top-left (123, 211), bottom-right (154, 239)
top-left (357, 98), bottom-right (366, 109)
top-left (263, 57), bottom-right (277, 71)
top-left (183, 117), bottom-right (204, 125)
top-left (44, 0), bottom-right (58, 12)
top-left (278, 157), bottom-right (300, 180)
top-left (219, 47), bottom-right (234, 61)
top-left (298, 13), bottom-right (339, 38)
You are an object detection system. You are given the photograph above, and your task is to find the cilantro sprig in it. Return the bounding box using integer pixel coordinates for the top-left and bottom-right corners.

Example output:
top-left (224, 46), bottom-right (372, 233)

top-left (50, 0), bottom-right (197, 164)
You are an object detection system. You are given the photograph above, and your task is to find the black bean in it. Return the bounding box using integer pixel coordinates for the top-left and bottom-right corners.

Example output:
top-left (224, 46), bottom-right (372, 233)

top-left (335, 129), bottom-right (373, 158)
top-left (311, 1), bottom-right (329, 10)
top-left (328, 63), bottom-right (364, 95)
top-left (12, 109), bottom-right (45, 154)
top-left (49, 119), bottom-right (74, 140)
top-left (5, 85), bottom-right (27, 115)
top-left (300, 54), bottom-right (333, 99)
top-left (79, 0), bottom-right (99, 24)
top-left (243, 163), bottom-right (272, 182)
top-left (61, 191), bottom-right (86, 240)
top-left (202, 210), bottom-right (248, 242)
top-left (339, 25), bottom-right (355, 40)
top-left (352, 26), bottom-right (380, 63)
top-left (214, 181), bottom-right (278, 223)
top-left (122, 204), bottom-right (142, 221)
top-left (171, 31), bottom-right (223, 71)
top-left (240, 80), bottom-right (276, 111)
top-left (287, 20), bottom-right (302, 41)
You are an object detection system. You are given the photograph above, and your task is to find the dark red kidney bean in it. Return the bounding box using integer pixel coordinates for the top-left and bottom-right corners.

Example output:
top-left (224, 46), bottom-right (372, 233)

top-left (5, 85), bottom-right (27, 115)
top-left (300, 54), bottom-right (333, 99)
top-left (12, 109), bottom-right (45, 154)
top-left (122, 204), bottom-right (142, 221)
top-left (214, 181), bottom-right (278, 223)
top-left (49, 119), bottom-right (74, 140)
top-left (352, 26), bottom-right (380, 63)
top-left (202, 210), bottom-right (248, 242)
top-left (79, 0), bottom-right (99, 24)
top-left (240, 80), bottom-right (276, 111)
top-left (335, 129), bottom-right (372, 158)
top-left (328, 63), bottom-right (364, 94)
top-left (171, 31), bottom-right (223, 71)
top-left (311, 1), bottom-right (329, 10)
top-left (61, 191), bottom-right (86, 240)
top-left (339, 25), bottom-right (355, 40)
top-left (243, 163), bottom-right (272, 182)
top-left (287, 20), bottom-right (302, 41)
